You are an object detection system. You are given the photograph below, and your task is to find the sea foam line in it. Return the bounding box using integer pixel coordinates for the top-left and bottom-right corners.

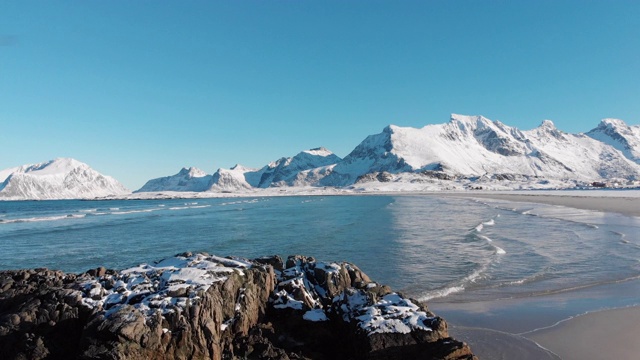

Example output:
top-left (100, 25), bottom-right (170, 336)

top-left (473, 218), bottom-right (496, 232)
top-left (0, 214), bottom-right (86, 224)
top-left (420, 262), bottom-right (491, 301)
top-left (478, 234), bottom-right (506, 255)
top-left (169, 205), bottom-right (212, 210)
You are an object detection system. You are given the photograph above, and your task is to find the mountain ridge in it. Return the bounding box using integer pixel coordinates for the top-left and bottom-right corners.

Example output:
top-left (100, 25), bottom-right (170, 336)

top-left (3, 115), bottom-right (640, 199)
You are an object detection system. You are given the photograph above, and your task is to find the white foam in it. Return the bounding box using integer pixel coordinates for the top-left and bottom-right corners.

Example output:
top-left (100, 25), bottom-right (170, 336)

top-left (0, 214), bottom-right (86, 224)
top-left (170, 205), bottom-right (211, 210)
top-left (420, 261), bottom-right (490, 301)
top-left (111, 209), bottom-right (158, 215)
top-left (420, 285), bottom-right (465, 301)
top-left (507, 278), bottom-right (528, 286)
top-left (477, 234), bottom-right (505, 254)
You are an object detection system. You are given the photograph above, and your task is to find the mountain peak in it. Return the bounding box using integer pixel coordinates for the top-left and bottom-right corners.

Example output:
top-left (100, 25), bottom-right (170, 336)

top-left (177, 167), bottom-right (207, 178)
top-left (302, 147), bottom-right (334, 157)
top-left (599, 118), bottom-right (628, 129)
top-left (25, 158), bottom-right (88, 176)
top-left (383, 124), bottom-right (400, 134)
top-left (539, 120), bottom-right (556, 129)
top-left (450, 114), bottom-right (490, 124)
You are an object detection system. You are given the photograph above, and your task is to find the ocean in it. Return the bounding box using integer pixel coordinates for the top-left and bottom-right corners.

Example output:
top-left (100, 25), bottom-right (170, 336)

top-left (1, 195), bottom-right (638, 309)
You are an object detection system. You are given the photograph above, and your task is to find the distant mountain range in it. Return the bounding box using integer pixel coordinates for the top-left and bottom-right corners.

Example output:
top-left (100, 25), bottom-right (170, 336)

top-left (2, 115), bottom-right (640, 200)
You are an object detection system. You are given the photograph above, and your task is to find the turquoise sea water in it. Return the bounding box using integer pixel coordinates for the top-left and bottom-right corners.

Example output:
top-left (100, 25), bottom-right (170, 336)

top-left (1, 195), bottom-right (638, 308)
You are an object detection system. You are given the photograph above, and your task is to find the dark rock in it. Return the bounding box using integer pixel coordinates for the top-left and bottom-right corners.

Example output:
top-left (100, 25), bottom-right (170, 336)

top-left (254, 255), bottom-right (284, 271)
top-left (0, 254), bottom-right (476, 360)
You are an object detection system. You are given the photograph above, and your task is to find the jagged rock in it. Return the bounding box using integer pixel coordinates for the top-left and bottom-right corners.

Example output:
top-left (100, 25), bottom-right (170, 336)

top-left (266, 256), bottom-right (475, 360)
top-left (0, 253), bottom-right (476, 360)
top-left (420, 170), bottom-right (458, 181)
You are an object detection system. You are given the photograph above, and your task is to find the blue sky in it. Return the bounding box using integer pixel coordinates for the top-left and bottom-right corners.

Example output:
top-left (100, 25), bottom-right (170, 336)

top-left (1, 1), bottom-right (639, 189)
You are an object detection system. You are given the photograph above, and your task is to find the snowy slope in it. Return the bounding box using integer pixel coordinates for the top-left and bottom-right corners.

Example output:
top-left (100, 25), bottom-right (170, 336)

top-left (253, 147), bottom-right (341, 188)
top-left (208, 165), bottom-right (255, 192)
top-left (586, 119), bottom-right (640, 164)
top-left (321, 114), bottom-right (640, 186)
top-left (319, 128), bottom-right (411, 186)
top-left (135, 167), bottom-right (212, 193)
top-left (0, 158), bottom-right (130, 200)
top-left (208, 147), bottom-right (341, 190)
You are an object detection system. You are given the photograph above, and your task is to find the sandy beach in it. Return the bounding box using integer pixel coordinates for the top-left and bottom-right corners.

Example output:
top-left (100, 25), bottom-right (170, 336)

top-left (430, 190), bottom-right (640, 359)
top-left (524, 306), bottom-right (640, 360)
top-left (442, 190), bottom-right (640, 217)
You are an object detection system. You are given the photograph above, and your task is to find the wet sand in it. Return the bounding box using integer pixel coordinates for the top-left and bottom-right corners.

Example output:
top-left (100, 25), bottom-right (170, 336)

top-left (430, 190), bottom-right (640, 359)
top-left (442, 191), bottom-right (640, 217)
top-left (448, 326), bottom-right (560, 360)
top-left (524, 306), bottom-right (640, 360)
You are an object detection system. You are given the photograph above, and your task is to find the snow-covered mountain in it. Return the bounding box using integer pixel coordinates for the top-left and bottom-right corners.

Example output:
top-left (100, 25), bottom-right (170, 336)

top-left (0, 158), bottom-right (129, 200)
top-left (320, 114), bottom-right (640, 186)
top-left (205, 147), bottom-right (342, 192)
top-left (208, 165), bottom-right (255, 192)
top-left (132, 148), bottom-right (342, 193)
top-left (586, 118), bottom-right (640, 164)
top-left (135, 167), bottom-right (212, 193)
top-left (249, 147), bottom-right (341, 188)
top-left (132, 115), bottom-right (640, 194)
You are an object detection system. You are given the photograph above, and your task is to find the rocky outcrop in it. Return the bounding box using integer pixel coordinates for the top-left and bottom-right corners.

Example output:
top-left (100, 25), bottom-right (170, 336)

top-left (0, 253), bottom-right (476, 360)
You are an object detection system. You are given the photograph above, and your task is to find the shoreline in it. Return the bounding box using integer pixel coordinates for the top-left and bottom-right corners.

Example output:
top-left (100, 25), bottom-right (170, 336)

top-left (430, 190), bottom-right (640, 217)
top-left (523, 306), bottom-right (640, 360)
top-left (428, 190), bottom-right (640, 359)
top-left (434, 272), bottom-right (640, 360)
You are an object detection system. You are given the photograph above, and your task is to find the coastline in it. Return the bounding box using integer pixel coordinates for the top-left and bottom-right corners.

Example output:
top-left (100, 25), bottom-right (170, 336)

top-left (428, 190), bottom-right (640, 359)
top-left (432, 190), bottom-right (640, 217)
top-left (523, 306), bottom-right (640, 360)
top-left (3, 189), bottom-right (639, 358)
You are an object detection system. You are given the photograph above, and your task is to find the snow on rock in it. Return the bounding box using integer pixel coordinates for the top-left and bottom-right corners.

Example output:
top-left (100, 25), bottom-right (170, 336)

top-left (77, 252), bottom-right (440, 339)
top-left (0, 254), bottom-right (475, 359)
top-left (587, 118), bottom-right (640, 164)
top-left (79, 253), bottom-right (250, 317)
top-left (135, 167), bottom-right (212, 193)
top-left (353, 293), bottom-right (435, 334)
top-left (270, 255), bottom-right (441, 335)
top-left (0, 158), bottom-right (129, 200)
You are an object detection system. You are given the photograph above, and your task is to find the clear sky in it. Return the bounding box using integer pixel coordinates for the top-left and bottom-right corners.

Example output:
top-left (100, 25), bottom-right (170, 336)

top-left (1, 1), bottom-right (639, 190)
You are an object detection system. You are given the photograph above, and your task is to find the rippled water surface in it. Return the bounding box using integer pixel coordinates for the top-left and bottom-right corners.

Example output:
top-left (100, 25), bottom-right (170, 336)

top-left (1, 195), bottom-right (639, 305)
